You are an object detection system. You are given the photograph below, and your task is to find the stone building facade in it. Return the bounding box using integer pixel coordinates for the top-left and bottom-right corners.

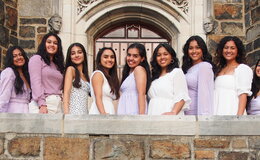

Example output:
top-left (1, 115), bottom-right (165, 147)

top-left (0, 0), bottom-right (259, 70)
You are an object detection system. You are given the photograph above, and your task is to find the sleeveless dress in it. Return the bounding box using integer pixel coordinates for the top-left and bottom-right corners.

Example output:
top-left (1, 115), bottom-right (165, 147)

top-left (117, 72), bottom-right (142, 115)
top-left (247, 96), bottom-right (260, 115)
top-left (148, 68), bottom-right (190, 115)
top-left (214, 64), bottom-right (253, 115)
top-left (89, 70), bottom-right (116, 114)
top-left (69, 79), bottom-right (90, 115)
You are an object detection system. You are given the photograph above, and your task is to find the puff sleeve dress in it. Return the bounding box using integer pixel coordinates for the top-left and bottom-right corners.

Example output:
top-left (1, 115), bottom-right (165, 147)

top-left (214, 64), bottom-right (253, 115)
top-left (148, 68), bottom-right (191, 115)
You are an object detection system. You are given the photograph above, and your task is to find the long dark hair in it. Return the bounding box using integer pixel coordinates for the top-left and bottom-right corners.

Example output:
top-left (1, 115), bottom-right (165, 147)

top-left (121, 43), bottom-right (151, 93)
top-left (150, 43), bottom-right (179, 81)
top-left (182, 35), bottom-right (216, 74)
top-left (64, 43), bottom-right (90, 88)
top-left (96, 47), bottom-right (120, 99)
top-left (36, 32), bottom-right (64, 74)
top-left (4, 46), bottom-right (30, 94)
top-left (214, 36), bottom-right (246, 75)
top-left (247, 59), bottom-right (260, 107)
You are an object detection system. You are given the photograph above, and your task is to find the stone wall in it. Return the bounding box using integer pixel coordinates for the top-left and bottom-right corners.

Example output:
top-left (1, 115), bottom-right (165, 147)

top-left (0, 114), bottom-right (260, 160)
top-left (0, 0), bottom-right (53, 69)
top-left (0, 0), bottom-right (18, 69)
top-left (244, 0), bottom-right (260, 66)
top-left (207, 0), bottom-right (245, 56)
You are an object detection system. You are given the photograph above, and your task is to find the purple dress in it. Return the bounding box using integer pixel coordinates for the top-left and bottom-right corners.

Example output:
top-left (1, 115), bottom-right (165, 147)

top-left (0, 68), bottom-right (31, 113)
top-left (184, 62), bottom-right (214, 115)
top-left (117, 72), bottom-right (143, 115)
top-left (247, 96), bottom-right (260, 115)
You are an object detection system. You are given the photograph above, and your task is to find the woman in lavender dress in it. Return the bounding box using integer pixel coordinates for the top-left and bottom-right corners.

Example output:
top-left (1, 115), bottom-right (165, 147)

top-left (0, 46), bottom-right (31, 113)
top-left (148, 43), bottom-right (190, 115)
top-left (247, 59), bottom-right (260, 115)
top-left (117, 43), bottom-right (151, 115)
top-left (89, 47), bottom-right (120, 115)
top-left (182, 36), bottom-right (215, 115)
top-left (29, 32), bottom-right (64, 114)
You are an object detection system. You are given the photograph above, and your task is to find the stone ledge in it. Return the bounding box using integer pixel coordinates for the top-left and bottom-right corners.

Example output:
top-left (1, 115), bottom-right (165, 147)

top-left (0, 114), bottom-right (260, 135)
top-left (64, 115), bottom-right (196, 135)
top-left (0, 113), bottom-right (63, 134)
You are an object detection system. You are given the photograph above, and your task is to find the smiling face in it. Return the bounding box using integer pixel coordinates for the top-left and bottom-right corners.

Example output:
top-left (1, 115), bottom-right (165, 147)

top-left (156, 46), bottom-right (172, 70)
top-left (256, 61), bottom-right (260, 78)
top-left (13, 49), bottom-right (25, 67)
top-left (100, 49), bottom-right (115, 70)
top-left (222, 40), bottom-right (238, 63)
top-left (70, 46), bottom-right (84, 65)
top-left (45, 35), bottom-right (58, 57)
top-left (188, 40), bottom-right (203, 65)
top-left (126, 48), bottom-right (144, 70)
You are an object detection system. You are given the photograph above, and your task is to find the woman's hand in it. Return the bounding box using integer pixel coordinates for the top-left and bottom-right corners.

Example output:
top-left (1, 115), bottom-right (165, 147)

top-left (162, 112), bottom-right (177, 115)
top-left (39, 105), bottom-right (48, 114)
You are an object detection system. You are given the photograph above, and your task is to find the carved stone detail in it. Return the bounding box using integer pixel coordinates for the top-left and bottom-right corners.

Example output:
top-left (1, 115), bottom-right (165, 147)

top-left (167, 0), bottom-right (189, 14)
top-left (77, 0), bottom-right (189, 15)
top-left (77, 0), bottom-right (98, 15)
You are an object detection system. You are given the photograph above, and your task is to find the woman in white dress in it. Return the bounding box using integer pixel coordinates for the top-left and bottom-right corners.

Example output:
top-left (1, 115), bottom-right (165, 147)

top-left (63, 43), bottom-right (90, 115)
top-left (148, 43), bottom-right (190, 115)
top-left (89, 47), bottom-right (120, 115)
top-left (214, 36), bottom-right (253, 115)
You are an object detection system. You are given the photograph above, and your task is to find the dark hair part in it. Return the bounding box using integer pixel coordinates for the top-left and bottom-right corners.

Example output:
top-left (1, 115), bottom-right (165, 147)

top-left (182, 35), bottom-right (216, 74)
top-left (247, 59), bottom-right (260, 108)
top-left (96, 47), bottom-right (120, 99)
top-left (214, 36), bottom-right (246, 75)
top-left (4, 46), bottom-right (30, 94)
top-left (150, 43), bottom-right (179, 81)
top-left (37, 32), bottom-right (64, 74)
top-left (121, 43), bottom-right (151, 93)
top-left (64, 43), bottom-right (90, 89)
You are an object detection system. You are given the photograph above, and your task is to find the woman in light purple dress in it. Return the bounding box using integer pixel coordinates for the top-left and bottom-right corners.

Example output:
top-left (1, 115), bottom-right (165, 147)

top-left (29, 33), bottom-right (64, 114)
top-left (117, 43), bottom-right (151, 115)
top-left (182, 36), bottom-right (215, 115)
top-left (247, 59), bottom-right (260, 115)
top-left (0, 46), bottom-right (31, 113)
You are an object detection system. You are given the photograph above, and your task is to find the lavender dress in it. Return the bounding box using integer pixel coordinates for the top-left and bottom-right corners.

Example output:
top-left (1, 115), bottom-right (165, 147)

top-left (117, 72), bottom-right (142, 115)
top-left (0, 68), bottom-right (31, 113)
top-left (184, 62), bottom-right (214, 115)
top-left (247, 96), bottom-right (260, 115)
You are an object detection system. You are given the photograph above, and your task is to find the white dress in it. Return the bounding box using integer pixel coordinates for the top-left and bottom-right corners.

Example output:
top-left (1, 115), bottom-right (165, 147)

top-left (89, 70), bottom-right (116, 114)
top-left (148, 68), bottom-right (191, 115)
top-left (214, 64), bottom-right (253, 115)
top-left (69, 79), bottom-right (90, 115)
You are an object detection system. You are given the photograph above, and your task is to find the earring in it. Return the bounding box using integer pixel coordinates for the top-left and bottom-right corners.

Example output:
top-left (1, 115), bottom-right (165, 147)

top-left (170, 59), bottom-right (174, 64)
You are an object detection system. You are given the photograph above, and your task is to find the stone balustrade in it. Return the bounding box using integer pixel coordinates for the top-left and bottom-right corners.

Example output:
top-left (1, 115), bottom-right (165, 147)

top-left (0, 113), bottom-right (260, 159)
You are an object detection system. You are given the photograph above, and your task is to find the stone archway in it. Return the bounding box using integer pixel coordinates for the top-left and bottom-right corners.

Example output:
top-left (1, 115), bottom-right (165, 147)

top-left (59, 0), bottom-right (207, 71)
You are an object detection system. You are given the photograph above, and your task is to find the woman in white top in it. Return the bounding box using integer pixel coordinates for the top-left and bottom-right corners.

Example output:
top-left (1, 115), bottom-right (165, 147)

top-left (214, 36), bottom-right (253, 115)
top-left (148, 43), bottom-right (190, 115)
top-left (89, 47), bottom-right (120, 115)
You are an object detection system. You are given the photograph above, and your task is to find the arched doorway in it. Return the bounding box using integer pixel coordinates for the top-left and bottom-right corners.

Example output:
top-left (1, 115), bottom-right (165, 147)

top-left (95, 23), bottom-right (170, 79)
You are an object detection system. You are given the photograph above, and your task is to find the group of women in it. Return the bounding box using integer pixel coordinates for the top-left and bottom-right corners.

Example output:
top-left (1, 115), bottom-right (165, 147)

top-left (0, 32), bottom-right (259, 115)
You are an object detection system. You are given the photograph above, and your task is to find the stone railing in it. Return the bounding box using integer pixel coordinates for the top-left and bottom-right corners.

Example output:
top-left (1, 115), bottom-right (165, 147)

top-left (0, 114), bottom-right (260, 159)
